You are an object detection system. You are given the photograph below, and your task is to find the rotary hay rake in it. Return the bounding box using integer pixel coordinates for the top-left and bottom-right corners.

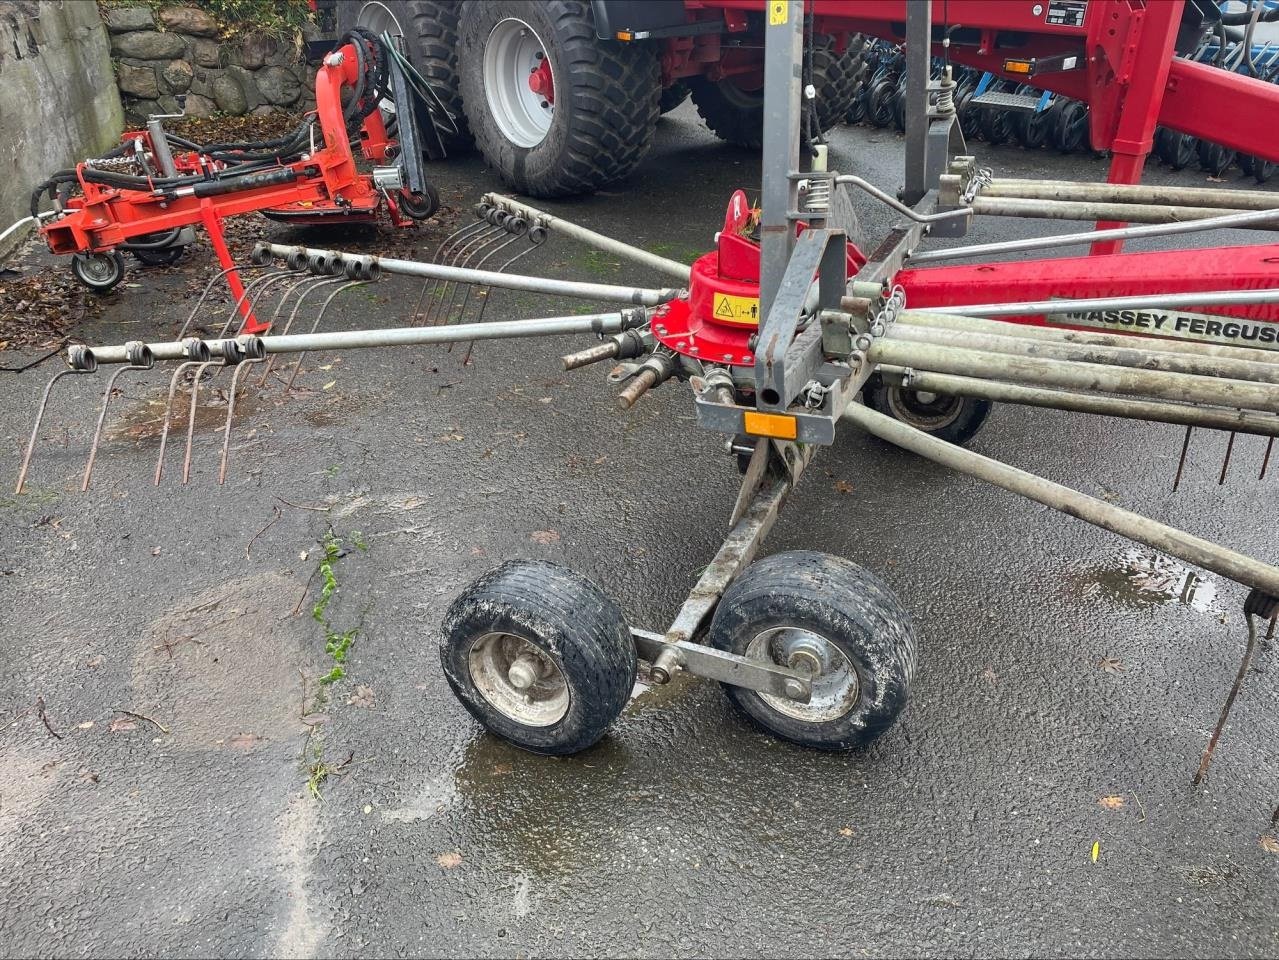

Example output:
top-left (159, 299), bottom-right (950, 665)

top-left (12, 4), bottom-right (1279, 773)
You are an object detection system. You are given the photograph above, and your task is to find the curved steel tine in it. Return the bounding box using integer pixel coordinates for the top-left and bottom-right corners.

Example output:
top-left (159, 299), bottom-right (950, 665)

top-left (15, 369), bottom-right (85, 494)
top-left (1173, 426), bottom-right (1194, 492)
top-left (257, 276), bottom-right (349, 387)
top-left (1261, 437), bottom-right (1274, 480)
top-left (422, 223), bottom-right (504, 326)
top-left (216, 270), bottom-right (295, 339)
top-left (412, 216), bottom-right (493, 324)
top-left (154, 360), bottom-right (200, 485)
top-left (284, 281), bottom-right (368, 391)
top-left (176, 263), bottom-right (267, 341)
top-left (461, 230), bottom-right (550, 365)
top-left (218, 358), bottom-right (265, 485)
top-left (446, 230), bottom-right (525, 335)
top-left (81, 363), bottom-right (151, 492)
top-left (1219, 430), bottom-right (1237, 485)
top-left (182, 360), bottom-right (225, 485)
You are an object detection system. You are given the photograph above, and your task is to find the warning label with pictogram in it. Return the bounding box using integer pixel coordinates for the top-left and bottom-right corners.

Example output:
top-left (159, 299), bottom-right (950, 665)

top-left (769, 1), bottom-right (789, 26)
top-left (712, 294), bottom-right (761, 324)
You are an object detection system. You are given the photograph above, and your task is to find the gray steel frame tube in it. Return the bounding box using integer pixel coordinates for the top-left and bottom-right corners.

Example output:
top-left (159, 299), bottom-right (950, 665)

top-left (866, 338), bottom-right (1279, 414)
top-left (842, 402), bottom-right (1279, 596)
top-left (901, 0), bottom-right (932, 206)
top-left (482, 194), bottom-right (692, 283)
top-left (895, 310), bottom-right (1279, 365)
top-left (759, 5), bottom-right (803, 320)
top-left (971, 196), bottom-right (1256, 225)
top-left (83, 313), bottom-right (633, 365)
top-left (886, 324), bottom-right (1279, 385)
top-left (878, 365), bottom-right (1279, 436)
top-left (259, 243), bottom-right (678, 306)
top-left (985, 178), bottom-right (1279, 212)
top-left (928, 288), bottom-right (1279, 318)
top-left (907, 206), bottom-right (1279, 264)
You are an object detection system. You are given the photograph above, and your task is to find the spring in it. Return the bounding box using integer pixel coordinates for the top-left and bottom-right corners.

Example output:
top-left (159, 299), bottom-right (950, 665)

top-left (804, 172), bottom-right (834, 214)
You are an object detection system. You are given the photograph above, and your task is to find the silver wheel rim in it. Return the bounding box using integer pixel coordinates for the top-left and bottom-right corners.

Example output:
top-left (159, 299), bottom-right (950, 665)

top-left (885, 386), bottom-right (964, 432)
top-left (356, 1), bottom-right (401, 120)
top-left (746, 627), bottom-right (860, 722)
top-left (77, 254), bottom-right (117, 285)
top-left (468, 632), bottom-right (569, 726)
top-left (484, 18), bottom-right (555, 148)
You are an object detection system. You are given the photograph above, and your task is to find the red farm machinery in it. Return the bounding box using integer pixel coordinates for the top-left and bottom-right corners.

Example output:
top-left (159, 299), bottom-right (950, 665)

top-left (14, 0), bottom-right (1279, 770)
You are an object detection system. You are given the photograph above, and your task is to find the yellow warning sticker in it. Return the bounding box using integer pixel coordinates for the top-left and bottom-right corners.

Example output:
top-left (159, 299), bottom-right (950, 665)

top-left (712, 293), bottom-right (761, 325)
top-left (769, 0), bottom-right (789, 26)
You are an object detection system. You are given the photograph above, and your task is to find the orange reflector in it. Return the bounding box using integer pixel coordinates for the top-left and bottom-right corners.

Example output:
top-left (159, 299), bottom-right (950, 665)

top-left (616, 31), bottom-right (633, 40)
top-left (1003, 59), bottom-right (1033, 74)
top-left (743, 411), bottom-right (798, 440)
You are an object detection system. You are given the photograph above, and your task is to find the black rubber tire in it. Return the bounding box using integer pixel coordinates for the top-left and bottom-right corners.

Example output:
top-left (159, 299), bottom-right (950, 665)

top-left (1162, 131), bottom-right (1197, 170)
top-left (70, 251), bottom-right (125, 293)
top-left (689, 34), bottom-right (865, 148)
top-left (1255, 158), bottom-right (1276, 184)
top-left (398, 182), bottom-right (440, 219)
top-left (978, 104), bottom-right (1012, 146)
top-left (440, 560), bottom-right (636, 755)
top-left (1012, 87), bottom-right (1052, 150)
top-left (338, 0), bottom-right (472, 152)
top-left (132, 244), bottom-right (185, 267)
top-left (659, 81), bottom-right (691, 115)
top-left (861, 372), bottom-right (992, 446)
top-left (457, 0), bottom-right (660, 197)
top-left (709, 551), bottom-right (916, 751)
top-left (1237, 152), bottom-right (1256, 176)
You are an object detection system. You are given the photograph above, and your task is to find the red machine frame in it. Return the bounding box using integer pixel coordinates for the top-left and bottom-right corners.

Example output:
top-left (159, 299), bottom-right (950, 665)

top-left (39, 39), bottom-right (411, 334)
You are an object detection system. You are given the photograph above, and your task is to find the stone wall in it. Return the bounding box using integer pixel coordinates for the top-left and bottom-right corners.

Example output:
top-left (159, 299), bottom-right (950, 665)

top-left (101, 4), bottom-right (317, 122)
top-left (0, 1), bottom-right (124, 258)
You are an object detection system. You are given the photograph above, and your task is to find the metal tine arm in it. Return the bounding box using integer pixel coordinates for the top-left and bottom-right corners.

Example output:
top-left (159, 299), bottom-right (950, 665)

top-left (181, 359), bottom-right (225, 485)
top-left (218, 357), bottom-right (266, 485)
top-left (154, 359), bottom-right (201, 485)
top-left (81, 345), bottom-right (155, 492)
top-left (257, 276), bottom-right (351, 386)
top-left (443, 220), bottom-right (529, 330)
top-left (432, 218), bottom-right (521, 325)
top-left (461, 226), bottom-right (550, 365)
top-left (176, 263), bottom-right (267, 341)
top-left (410, 212), bottom-right (493, 323)
top-left (422, 220), bottom-right (508, 326)
top-left (15, 361), bottom-right (95, 495)
top-left (284, 281), bottom-right (369, 391)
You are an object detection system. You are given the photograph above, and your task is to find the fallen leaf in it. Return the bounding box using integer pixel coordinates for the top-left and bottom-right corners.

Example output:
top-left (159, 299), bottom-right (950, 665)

top-left (322, 380), bottom-right (337, 390)
top-left (77, 721), bottom-right (94, 730)
top-left (301, 713), bottom-right (329, 727)
top-left (1098, 795), bottom-right (1125, 810)
top-left (1260, 836), bottom-right (1279, 855)
top-left (84, 655), bottom-right (104, 669)
top-left (362, 804), bottom-right (372, 815)
top-left (838, 827), bottom-right (855, 837)
top-left (228, 732), bottom-right (264, 749)
top-left (79, 767), bottom-right (99, 784)
top-left (436, 851), bottom-right (463, 869)
top-left (1090, 840), bottom-right (1101, 863)
top-left (530, 529), bottom-right (560, 545)
top-left (833, 480), bottom-right (855, 494)
top-left (109, 717), bottom-right (138, 733)
top-left (347, 685), bottom-right (375, 708)
top-left (151, 546), bottom-right (161, 556)
top-left (1098, 656), bottom-right (1126, 674)
top-left (981, 666), bottom-right (998, 686)
top-left (39, 761), bottom-right (59, 777)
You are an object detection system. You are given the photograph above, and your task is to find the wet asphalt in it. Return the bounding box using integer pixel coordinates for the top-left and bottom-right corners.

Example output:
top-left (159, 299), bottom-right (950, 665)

top-left (1, 103), bottom-right (1277, 959)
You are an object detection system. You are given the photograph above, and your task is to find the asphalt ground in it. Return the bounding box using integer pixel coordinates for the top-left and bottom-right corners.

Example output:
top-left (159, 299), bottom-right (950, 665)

top-left (1, 102), bottom-right (1277, 959)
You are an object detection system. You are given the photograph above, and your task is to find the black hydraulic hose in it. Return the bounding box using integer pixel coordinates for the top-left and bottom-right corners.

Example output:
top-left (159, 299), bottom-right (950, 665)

top-left (187, 166), bottom-right (309, 198)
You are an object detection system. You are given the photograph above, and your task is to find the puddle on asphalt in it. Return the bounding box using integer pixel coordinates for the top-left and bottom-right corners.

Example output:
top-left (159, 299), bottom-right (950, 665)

top-left (1075, 545), bottom-right (1219, 613)
top-left (107, 387), bottom-right (262, 444)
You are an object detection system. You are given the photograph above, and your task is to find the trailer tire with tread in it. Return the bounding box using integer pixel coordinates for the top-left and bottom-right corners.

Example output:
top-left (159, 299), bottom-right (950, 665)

top-left (690, 35), bottom-right (865, 148)
top-left (71, 251), bottom-right (126, 293)
top-left (861, 373), bottom-right (991, 446)
top-left (440, 559), bottom-right (636, 755)
top-left (709, 551), bottom-right (916, 751)
top-left (457, 0), bottom-right (660, 197)
top-left (337, 0), bottom-right (471, 152)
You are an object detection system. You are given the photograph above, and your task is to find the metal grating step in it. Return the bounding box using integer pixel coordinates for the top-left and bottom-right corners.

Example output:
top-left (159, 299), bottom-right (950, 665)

top-left (969, 91), bottom-right (1042, 113)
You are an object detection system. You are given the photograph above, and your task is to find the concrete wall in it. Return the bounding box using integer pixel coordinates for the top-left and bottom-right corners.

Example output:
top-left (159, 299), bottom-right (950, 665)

top-left (0, 1), bottom-right (124, 257)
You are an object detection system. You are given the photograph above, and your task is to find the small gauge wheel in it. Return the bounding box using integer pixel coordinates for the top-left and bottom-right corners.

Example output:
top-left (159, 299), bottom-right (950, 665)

top-left (70, 251), bottom-right (126, 293)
